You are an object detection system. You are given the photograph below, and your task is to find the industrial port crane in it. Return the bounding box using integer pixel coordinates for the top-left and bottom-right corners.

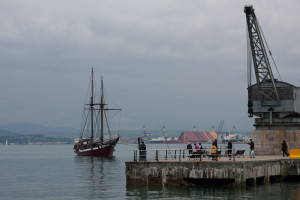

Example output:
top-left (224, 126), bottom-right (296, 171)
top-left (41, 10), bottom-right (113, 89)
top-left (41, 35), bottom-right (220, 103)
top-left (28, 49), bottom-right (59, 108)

top-left (245, 5), bottom-right (300, 129)
top-left (245, 5), bottom-right (280, 108)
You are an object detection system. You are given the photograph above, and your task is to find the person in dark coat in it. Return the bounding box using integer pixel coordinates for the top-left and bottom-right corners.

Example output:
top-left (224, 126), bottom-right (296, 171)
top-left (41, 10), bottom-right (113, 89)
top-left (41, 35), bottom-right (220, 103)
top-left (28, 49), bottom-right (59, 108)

top-left (281, 140), bottom-right (288, 157)
top-left (139, 141), bottom-right (147, 161)
top-left (212, 139), bottom-right (218, 149)
top-left (247, 139), bottom-right (255, 158)
top-left (199, 143), bottom-right (203, 155)
top-left (227, 139), bottom-right (233, 160)
top-left (187, 142), bottom-right (193, 155)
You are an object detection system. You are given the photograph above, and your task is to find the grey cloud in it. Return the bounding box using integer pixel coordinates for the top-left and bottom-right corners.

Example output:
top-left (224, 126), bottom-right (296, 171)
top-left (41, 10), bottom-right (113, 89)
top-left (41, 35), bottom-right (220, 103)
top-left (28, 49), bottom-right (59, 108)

top-left (0, 0), bottom-right (299, 132)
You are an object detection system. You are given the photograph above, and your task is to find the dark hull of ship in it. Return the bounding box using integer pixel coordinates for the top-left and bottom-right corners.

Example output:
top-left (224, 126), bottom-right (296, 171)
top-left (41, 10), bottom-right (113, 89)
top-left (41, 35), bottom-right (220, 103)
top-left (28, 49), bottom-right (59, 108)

top-left (74, 137), bottom-right (119, 156)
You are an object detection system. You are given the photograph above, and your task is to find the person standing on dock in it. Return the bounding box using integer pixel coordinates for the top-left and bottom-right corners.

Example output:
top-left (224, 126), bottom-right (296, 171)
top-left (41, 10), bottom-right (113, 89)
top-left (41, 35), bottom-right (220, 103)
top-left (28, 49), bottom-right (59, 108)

top-left (199, 143), bottom-right (203, 156)
top-left (139, 141), bottom-right (147, 161)
top-left (248, 139), bottom-right (255, 158)
top-left (227, 139), bottom-right (233, 160)
top-left (212, 139), bottom-right (218, 149)
top-left (187, 142), bottom-right (193, 155)
top-left (281, 140), bottom-right (289, 157)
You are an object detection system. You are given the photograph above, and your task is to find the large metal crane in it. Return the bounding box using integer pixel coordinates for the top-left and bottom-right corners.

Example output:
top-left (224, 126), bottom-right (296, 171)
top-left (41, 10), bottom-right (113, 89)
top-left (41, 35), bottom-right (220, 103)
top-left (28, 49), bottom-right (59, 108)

top-left (245, 5), bottom-right (280, 107)
top-left (245, 5), bottom-right (300, 129)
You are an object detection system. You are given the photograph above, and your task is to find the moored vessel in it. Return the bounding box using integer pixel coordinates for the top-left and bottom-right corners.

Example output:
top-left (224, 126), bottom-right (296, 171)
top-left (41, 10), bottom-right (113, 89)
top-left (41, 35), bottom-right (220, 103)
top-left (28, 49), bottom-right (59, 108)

top-left (73, 68), bottom-right (121, 156)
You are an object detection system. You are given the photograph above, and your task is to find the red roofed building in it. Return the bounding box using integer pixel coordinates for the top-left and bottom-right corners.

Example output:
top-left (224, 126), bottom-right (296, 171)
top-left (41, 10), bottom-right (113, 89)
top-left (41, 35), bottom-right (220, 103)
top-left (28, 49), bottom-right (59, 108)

top-left (178, 131), bottom-right (217, 143)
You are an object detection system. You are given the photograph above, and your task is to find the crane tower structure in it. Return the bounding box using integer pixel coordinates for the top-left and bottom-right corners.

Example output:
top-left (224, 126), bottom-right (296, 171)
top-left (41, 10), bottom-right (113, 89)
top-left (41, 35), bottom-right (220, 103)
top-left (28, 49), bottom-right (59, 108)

top-left (244, 5), bottom-right (300, 154)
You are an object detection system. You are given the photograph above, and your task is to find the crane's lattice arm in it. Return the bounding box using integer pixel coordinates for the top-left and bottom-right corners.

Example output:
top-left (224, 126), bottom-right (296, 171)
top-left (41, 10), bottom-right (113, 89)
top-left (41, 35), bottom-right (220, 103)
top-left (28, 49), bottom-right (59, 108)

top-left (245, 5), bottom-right (280, 106)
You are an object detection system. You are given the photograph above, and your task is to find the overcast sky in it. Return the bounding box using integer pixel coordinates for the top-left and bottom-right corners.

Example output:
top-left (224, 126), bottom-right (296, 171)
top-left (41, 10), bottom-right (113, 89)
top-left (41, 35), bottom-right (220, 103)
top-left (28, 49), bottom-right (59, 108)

top-left (1, 0), bottom-right (300, 132)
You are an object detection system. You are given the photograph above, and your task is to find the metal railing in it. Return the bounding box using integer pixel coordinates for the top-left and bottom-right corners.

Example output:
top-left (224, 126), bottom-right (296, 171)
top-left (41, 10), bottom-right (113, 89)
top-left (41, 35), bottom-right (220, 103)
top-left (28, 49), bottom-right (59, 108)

top-left (133, 148), bottom-right (246, 162)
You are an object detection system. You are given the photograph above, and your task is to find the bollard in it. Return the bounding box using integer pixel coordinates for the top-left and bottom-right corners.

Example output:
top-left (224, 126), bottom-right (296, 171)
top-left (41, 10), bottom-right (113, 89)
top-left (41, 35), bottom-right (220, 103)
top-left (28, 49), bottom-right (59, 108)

top-left (134, 150), bottom-right (137, 162)
top-left (155, 150), bottom-right (158, 161)
top-left (233, 149), bottom-right (235, 161)
top-left (174, 150), bottom-right (176, 159)
top-left (165, 150), bottom-right (168, 160)
top-left (179, 150), bottom-right (181, 161)
top-left (200, 150), bottom-right (202, 161)
top-left (183, 150), bottom-right (185, 159)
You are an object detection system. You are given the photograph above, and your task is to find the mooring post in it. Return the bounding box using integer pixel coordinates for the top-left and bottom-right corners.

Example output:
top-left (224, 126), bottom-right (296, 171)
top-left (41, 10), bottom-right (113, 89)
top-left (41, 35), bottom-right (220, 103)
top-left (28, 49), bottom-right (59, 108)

top-left (165, 150), bottom-right (168, 160)
top-left (179, 150), bottom-right (181, 161)
top-left (155, 150), bottom-right (158, 161)
top-left (200, 151), bottom-right (202, 161)
top-left (174, 150), bottom-right (176, 159)
top-left (134, 150), bottom-right (137, 162)
top-left (233, 149), bottom-right (235, 161)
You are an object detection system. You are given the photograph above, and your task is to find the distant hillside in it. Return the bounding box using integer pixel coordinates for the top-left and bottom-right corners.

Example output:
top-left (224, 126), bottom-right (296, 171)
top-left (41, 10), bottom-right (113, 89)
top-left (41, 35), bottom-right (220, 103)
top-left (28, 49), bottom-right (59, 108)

top-left (0, 130), bottom-right (19, 137)
top-left (0, 123), bottom-right (79, 138)
top-left (0, 133), bottom-right (73, 144)
top-left (0, 123), bottom-right (253, 139)
top-left (0, 123), bottom-right (183, 138)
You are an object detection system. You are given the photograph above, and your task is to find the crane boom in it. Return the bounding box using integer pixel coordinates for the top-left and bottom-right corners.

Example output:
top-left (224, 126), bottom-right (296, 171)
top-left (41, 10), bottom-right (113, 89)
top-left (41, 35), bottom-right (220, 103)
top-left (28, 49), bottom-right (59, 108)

top-left (244, 5), bottom-right (280, 106)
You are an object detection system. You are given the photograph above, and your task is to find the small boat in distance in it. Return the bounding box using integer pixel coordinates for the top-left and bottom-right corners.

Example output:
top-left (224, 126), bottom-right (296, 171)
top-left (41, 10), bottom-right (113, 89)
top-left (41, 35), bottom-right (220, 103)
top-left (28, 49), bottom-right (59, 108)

top-left (73, 68), bottom-right (121, 156)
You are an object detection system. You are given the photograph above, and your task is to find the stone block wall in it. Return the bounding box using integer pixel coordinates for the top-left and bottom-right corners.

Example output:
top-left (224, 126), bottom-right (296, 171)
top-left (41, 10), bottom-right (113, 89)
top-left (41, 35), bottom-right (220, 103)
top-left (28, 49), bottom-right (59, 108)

top-left (126, 159), bottom-right (299, 187)
top-left (252, 130), bottom-right (300, 155)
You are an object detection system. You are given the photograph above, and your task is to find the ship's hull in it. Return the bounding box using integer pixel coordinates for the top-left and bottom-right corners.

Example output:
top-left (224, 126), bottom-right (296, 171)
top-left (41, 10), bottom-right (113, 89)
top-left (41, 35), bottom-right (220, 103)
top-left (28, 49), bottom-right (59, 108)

top-left (74, 137), bottom-right (119, 156)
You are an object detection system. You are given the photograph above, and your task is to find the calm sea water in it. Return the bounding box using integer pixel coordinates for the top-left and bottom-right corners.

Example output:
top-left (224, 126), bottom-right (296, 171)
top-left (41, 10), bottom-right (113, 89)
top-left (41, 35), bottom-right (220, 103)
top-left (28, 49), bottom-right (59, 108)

top-left (0, 143), bottom-right (300, 200)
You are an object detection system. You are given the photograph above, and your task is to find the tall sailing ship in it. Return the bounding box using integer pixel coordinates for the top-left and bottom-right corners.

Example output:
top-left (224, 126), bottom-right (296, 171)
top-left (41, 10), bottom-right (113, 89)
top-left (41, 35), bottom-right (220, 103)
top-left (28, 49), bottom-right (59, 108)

top-left (73, 69), bottom-right (121, 156)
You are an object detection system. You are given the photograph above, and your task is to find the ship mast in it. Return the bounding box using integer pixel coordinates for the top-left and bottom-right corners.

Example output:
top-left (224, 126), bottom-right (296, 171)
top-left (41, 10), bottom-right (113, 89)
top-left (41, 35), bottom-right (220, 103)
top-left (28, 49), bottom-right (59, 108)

top-left (90, 68), bottom-right (94, 148)
top-left (86, 71), bottom-right (121, 144)
top-left (100, 76), bottom-right (104, 142)
top-left (99, 77), bottom-right (122, 142)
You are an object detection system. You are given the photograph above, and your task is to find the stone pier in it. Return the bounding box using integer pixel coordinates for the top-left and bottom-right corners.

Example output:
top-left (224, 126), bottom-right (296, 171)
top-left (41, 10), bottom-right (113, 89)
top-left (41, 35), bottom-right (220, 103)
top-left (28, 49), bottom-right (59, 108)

top-left (126, 156), bottom-right (300, 187)
top-left (252, 130), bottom-right (300, 155)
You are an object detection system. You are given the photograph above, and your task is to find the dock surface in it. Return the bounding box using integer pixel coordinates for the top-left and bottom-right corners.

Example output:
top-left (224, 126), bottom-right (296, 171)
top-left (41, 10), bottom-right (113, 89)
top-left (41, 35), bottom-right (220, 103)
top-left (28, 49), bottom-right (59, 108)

top-left (126, 155), bottom-right (300, 187)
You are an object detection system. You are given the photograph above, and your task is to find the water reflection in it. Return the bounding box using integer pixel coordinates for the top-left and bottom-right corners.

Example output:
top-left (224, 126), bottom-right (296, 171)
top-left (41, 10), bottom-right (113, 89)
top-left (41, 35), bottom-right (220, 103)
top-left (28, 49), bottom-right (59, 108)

top-left (73, 156), bottom-right (120, 199)
top-left (126, 185), bottom-right (248, 199)
top-left (126, 182), bottom-right (300, 200)
top-left (1, 144), bottom-right (300, 199)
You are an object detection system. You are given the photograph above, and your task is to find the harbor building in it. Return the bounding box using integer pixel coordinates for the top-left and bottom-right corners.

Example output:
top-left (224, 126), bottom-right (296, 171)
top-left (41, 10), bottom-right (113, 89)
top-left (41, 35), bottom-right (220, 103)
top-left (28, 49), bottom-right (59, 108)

top-left (178, 131), bottom-right (217, 143)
